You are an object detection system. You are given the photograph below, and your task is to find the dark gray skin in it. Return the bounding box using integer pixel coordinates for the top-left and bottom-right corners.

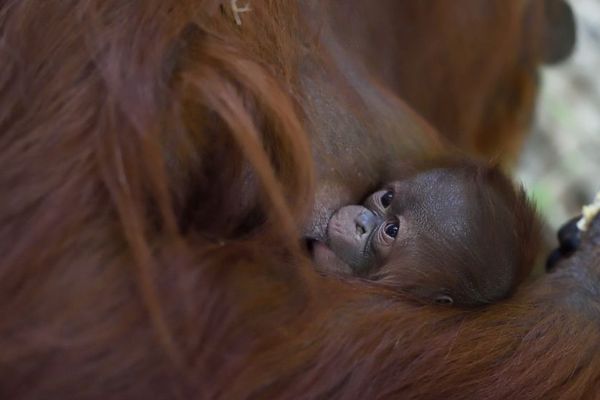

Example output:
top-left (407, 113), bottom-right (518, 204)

top-left (313, 166), bottom-right (541, 306)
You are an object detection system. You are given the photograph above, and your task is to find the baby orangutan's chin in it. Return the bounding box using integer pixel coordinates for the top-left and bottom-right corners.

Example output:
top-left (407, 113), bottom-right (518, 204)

top-left (311, 240), bottom-right (355, 276)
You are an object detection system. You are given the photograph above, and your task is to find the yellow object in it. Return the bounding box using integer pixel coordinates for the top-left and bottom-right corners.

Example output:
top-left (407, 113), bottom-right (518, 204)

top-left (577, 191), bottom-right (600, 231)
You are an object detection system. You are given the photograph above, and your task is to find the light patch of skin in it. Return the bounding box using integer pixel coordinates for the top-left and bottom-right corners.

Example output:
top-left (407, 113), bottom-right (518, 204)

top-left (231, 0), bottom-right (251, 25)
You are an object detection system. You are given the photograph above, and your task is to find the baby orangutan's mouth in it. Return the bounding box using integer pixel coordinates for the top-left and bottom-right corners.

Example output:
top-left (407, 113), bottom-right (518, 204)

top-left (304, 237), bottom-right (318, 253)
top-left (305, 237), bottom-right (333, 260)
top-left (305, 238), bottom-right (355, 276)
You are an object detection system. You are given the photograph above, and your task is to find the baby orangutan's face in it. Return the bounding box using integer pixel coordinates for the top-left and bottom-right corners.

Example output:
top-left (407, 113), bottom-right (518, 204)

top-left (311, 163), bottom-right (539, 307)
top-left (312, 169), bottom-right (482, 276)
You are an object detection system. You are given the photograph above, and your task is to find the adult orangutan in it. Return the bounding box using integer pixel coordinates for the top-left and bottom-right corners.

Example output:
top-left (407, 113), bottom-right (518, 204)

top-left (3, 1), bottom-right (598, 400)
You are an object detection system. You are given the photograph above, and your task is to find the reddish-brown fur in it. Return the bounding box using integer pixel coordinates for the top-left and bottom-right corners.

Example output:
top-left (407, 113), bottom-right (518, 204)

top-left (2, 1), bottom-right (598, 399)
top-left (326, 1), bottom-right (543, 160)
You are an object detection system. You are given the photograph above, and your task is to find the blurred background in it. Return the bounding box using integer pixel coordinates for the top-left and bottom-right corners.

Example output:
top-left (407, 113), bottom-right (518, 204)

top-left (518, 0), bottom-right (600, 229)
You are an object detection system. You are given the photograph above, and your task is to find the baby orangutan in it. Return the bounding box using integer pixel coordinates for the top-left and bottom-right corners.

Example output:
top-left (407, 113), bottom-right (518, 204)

top-left (312, 159), bottom-right (541, 306)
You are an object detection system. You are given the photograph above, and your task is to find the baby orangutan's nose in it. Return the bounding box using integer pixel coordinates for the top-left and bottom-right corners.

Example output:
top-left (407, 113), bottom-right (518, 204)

top-left (355, 210), bottom-right (378, 236)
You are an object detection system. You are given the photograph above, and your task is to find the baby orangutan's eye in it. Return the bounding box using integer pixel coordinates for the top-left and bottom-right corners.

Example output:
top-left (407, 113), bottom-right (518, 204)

top-left (384, 222), bottom-right (399, 238)
top-left (380, 191), bottom-right (394, 208)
